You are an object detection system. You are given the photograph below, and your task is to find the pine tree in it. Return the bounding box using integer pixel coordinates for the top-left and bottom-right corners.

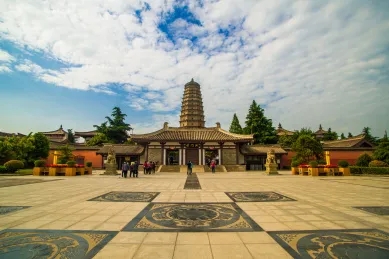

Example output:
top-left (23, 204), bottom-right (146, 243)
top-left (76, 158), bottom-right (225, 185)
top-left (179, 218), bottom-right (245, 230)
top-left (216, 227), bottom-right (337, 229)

top-left (362, 127), bottom-right (378, 145)
top-left (243, 100), bottom-right (277, 144)
top-left (323, 128), bottom-right (338, 141)
top-left (229, 113), bottom-right (243, 134)
top-left (348, 132), bottom-right (353, 138)
top-left (93, 107), bottom-right (132, 144)
top-left (340, 133), bottom-right (346, 139)
top-left (67, 129), bottom-right (75, 143)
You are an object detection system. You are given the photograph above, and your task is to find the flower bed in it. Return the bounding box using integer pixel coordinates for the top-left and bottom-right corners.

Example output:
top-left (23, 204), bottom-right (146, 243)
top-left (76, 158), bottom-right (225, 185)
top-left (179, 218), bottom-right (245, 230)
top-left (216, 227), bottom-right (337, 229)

top-left (34, 164), bottom-right (86, 176)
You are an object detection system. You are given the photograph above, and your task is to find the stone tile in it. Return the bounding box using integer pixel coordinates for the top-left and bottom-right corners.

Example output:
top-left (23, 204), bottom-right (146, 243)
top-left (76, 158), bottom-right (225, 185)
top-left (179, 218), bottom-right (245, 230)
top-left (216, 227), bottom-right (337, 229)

top-left (66, 221), bottom-right (102, 230)
top-left (211, 244), bottom-right (253, 259)
top-left (91, 244), bottom-right (139, 259)
top-left (257, 222), bottom-right (291, 231)
top-left (309, 221), bottom-right (345, 229)
top-left (110, 232), bottom-right (147, 244)
top-left (38, 220), bottom-right (78, 230)
top-left (133, 244), bottom-right (175, 259)
top-left (11, 219), bottom-right (48, 229)
top-left (208, 233), bottom-right (243, 244)
top-left (173, 245), bottom-right (213, 259)
top-left (283, 221), bottom-right (318, 230)
top-left (237, 232), bottom-right (277, 244)
top-left (143, 232), bottom-right (178, 244)
top-left (246, 243), bottom-right (293, 259)
top-left (176, 232), bottom-right (209, 244)
top-left (295, 214), bottom-right (324, 221)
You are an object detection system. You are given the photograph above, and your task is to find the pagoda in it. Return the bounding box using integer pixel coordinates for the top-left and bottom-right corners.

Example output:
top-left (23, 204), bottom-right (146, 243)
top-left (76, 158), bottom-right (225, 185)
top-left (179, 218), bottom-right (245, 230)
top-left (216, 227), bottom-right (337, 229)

top-left (179, 79), bottom-right (205, 128)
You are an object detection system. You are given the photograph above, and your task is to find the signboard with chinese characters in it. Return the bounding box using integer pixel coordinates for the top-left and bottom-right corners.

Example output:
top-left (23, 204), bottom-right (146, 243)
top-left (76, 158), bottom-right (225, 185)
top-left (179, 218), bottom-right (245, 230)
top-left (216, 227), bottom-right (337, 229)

top-left (185, 143), bottom-right (199, 148)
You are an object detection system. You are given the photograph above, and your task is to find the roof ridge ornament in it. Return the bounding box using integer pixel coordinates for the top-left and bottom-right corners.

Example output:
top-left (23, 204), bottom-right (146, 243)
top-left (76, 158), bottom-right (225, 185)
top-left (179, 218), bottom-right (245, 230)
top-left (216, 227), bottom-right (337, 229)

top-left (163, 122), bottom-right (169, 130)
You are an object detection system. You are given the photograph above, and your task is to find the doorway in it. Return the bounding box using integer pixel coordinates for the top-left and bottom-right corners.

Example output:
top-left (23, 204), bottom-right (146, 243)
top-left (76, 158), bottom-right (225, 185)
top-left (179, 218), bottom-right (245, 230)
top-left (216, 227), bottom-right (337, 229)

top-left (166, 149), bottom-right (179, 165)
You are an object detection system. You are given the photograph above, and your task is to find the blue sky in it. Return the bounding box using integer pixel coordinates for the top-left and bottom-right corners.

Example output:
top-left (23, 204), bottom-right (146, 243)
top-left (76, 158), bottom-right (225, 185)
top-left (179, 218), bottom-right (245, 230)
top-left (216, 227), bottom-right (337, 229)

top-left (0, 0), bottom-right (388, 138)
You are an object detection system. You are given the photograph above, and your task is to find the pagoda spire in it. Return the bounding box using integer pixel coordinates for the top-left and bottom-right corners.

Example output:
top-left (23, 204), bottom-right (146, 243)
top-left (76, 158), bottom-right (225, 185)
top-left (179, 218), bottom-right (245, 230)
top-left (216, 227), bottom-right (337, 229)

top-left (179, 79), bottom-right (205, 128)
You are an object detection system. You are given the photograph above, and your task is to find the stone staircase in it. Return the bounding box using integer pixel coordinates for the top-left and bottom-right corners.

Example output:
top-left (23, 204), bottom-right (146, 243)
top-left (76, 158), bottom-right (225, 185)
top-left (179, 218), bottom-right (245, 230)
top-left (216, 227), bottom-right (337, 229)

top-left (159, 165), bottom-right (181, 172)
top-left (204, 165), bottom-right (226, 172)
top-left (224, 165), bottom-right (246, 172)
top-left (192, 165), bottom-right (205, 173)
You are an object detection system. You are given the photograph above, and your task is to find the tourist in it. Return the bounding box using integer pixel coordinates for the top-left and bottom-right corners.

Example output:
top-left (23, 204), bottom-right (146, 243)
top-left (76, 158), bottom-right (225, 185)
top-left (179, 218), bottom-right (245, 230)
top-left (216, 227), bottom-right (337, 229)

top-left (133, 161), bottom-right (138, 177)
top-left (169, 155), bottom-right (174, 165)
top-left (129, 162), bottom-right (134, 178)
top-left (146, 161), bottom-right (152, 174)
top-left (187, 160), bottom-right (192, 175)
top-left (143, 161), bottom-right (147, 174)
top-left (210, 160), bottom-right (216, 173)
top-left (151, 161), bottom-right (156, 174)
top-left (122, 162), bottom-right (129, 178)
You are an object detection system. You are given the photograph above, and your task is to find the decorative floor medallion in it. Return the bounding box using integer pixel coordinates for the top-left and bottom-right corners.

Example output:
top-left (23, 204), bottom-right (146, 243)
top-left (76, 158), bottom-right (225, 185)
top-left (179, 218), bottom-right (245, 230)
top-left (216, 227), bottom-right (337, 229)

top-left (0, 206), bottom-right (30, 215)
top-left (0, 229), bottom-right (117, 259)
top-left (353, 206), bottom-right (389, 216)
top-left (184, 173), bottom-right (201, 189)
top-left (0, 179), bottom-right (61, 188)
top-left (122, 203), bottom-right (262, 232)
top-left (225, 192), bottom-right (295, 202)
top-left (88, 191), bottom-right (160, 202)
top-left (268, 229), bottom-right (389, 259)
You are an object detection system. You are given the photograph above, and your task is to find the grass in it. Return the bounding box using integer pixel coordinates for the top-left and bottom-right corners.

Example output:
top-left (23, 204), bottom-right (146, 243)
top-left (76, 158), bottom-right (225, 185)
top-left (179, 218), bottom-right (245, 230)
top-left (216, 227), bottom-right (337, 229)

top-left (0, 168), bottom-right (33, 176)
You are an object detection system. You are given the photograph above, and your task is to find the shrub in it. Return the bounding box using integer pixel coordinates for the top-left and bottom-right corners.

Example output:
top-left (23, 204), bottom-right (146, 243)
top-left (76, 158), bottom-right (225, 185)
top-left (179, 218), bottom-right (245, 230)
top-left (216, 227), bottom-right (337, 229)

top-left (369, 160), bottom-right (388, 167)
top-left (338, 160), bottom-right (349, 168)
top-left (86, 162), bottom-right (92, 167)
top-left (355, 153), bottom-right (373, 167)
top-left (4, 160), bottom-right (24, 173)
top-left (0, 166), bottom-right (8, 173)
top-left (350, 166), bottom-right (389, 175)
top-left (309, 161), bottom-right (318, 168)
top-left (291, 161), bottom-right (300, 167)
top-left (34, 160), bottom-right (46, 167)
top-left (317, 159), bottom-right (326, 165)
top-left (67, 161), bottom-right (76, 167)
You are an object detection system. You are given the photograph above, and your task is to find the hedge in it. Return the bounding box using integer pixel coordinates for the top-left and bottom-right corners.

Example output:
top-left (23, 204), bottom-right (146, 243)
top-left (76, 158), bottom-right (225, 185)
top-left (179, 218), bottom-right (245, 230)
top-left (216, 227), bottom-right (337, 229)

top-left (0, 166), bottom-right (8, 173)
top-left (350, 166), bottom-right (389, 175)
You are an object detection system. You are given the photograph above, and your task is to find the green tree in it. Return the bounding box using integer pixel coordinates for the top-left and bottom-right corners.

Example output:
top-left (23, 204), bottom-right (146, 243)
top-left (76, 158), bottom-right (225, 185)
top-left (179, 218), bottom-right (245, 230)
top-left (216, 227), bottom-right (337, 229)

top-left (57, 145), bottom-right (74, 164)
top-left (356, 153), bottom-right (373, 167)
top-left (243, 100), bottom-right (277, 144)
top-left (348, 132), bottom-right (353, 138)
top-left (362, 127), bottom-right (378, 145)
top-left (67, 129), bottom-right (75, 143)
top-left (373, 135), bottom-right (389, 164)
top-left (229, 113), bottom-right (243, 134)
top-left (278, 128), bottom-right (313, 148)
top-left (86, 133), bottom-right (110, 146)
top-left (322, 128), bottom-right (338, 141)
top-left (291, 135), bottom-right (323, 163)
top-left (94, 107), bottom-right (132, 144)
top-left (340, 133), bottom-right (346, 139)
top-left (0, 137), bottom-right (16, 165)
top-left (29, 133), bottom-right (50, 161)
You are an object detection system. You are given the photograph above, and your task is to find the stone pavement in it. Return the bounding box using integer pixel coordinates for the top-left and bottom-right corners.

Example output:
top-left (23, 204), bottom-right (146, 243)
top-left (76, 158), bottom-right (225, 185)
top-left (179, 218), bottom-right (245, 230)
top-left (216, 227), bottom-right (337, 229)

top-left (0, 171), bottom-right (389, 258)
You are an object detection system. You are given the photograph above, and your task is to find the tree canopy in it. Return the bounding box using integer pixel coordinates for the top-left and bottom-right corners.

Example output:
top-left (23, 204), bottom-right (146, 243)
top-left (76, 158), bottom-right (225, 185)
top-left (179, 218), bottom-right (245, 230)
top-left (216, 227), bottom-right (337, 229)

top-left (322, 128), bottom-right (338, 141)
top-left (373, 135), bottom-right (389, 164)
top-left (362, 127), bottom-right (378, 145)
top-left (243, 100), bottom-right (277, 144)
top-left (291, 135), bottom-right (323, 163)
top-left (229, 113), bottom-right (243, 134)
top-left (91, 107), bottom-right (132, 144)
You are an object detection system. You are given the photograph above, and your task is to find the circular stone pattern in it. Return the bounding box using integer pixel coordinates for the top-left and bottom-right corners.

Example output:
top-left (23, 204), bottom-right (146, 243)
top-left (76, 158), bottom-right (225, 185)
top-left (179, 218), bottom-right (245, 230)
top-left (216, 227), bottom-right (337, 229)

top-left (233, 192), bottom-right (283, 202)
top-left (146, 204), bottom-right (240, 229)
top-left (103, 192), bottom-right (155, 201)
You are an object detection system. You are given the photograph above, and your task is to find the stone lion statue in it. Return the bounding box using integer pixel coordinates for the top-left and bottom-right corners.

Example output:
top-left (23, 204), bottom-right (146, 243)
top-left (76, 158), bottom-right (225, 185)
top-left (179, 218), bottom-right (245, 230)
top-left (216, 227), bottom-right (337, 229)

top-left (106, 147), bottom-right (116, 164)
top-left (266, 149), bottom-right (276, 164)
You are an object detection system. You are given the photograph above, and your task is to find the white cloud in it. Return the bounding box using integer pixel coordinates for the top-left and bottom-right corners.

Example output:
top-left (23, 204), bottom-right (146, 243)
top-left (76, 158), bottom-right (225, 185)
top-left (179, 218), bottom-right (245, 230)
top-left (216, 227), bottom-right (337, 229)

top-left (0, 49), bottom-right (15, 73)
top-left (0, 0), bottom-right (388, 136)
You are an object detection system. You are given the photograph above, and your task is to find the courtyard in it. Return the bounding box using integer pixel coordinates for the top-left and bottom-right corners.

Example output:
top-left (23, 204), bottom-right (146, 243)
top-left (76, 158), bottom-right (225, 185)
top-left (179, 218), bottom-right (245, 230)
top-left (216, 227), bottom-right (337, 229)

top-left (0, 171), bottom-right (388, 258)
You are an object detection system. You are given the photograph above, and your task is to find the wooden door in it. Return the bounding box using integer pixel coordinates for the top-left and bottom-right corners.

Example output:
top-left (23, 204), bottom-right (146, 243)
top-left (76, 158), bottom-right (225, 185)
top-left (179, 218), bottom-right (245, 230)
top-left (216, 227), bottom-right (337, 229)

top-left (186, 149), bottom-right (199, 165)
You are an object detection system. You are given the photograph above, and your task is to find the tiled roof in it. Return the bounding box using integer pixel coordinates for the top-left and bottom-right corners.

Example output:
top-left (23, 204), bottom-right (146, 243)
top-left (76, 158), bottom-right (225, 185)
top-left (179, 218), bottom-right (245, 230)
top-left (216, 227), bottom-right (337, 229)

top-left (276, 128), bottom-right (295, 136)
top-left (240, 144), bottom-right (287, 155)
top-left (0, 132), bottom-right (26, 137)
top-left (322, 134), bottom-right (374, 148)
top-left (49, 141), bottom-right (100, 150)
top-left (314, 129), bottom-right (327, 135)
top-left (131, 126), bottom-right (254, 142)
top-left (74, 130), bottom-right (98, 137)
top-left (96, 144), bottom-right (145, 155)
top-left (40, 127), bottom-right (67, 135)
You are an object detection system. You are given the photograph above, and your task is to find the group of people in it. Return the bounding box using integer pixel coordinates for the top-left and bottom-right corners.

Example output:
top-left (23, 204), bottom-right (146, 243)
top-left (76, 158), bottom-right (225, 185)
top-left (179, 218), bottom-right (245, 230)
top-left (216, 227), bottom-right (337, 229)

top-left (121, 161), bottom-right (139, 178)
top-left (187, 159), bottom-right (217, 174)
top-left (143, 161), bottom-right (156, 174)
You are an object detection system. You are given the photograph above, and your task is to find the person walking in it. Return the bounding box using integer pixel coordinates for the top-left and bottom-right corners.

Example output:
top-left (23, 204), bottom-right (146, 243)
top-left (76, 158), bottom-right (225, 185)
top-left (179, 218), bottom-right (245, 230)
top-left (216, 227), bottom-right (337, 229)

top-left (210, 160), bottom-right (216, 174)
top-left (122, 162), bottom-right (129, 178)
top-left (187, 160), bottom-right (193, 175)
top-left (133, 161), bottom-right (138, 178)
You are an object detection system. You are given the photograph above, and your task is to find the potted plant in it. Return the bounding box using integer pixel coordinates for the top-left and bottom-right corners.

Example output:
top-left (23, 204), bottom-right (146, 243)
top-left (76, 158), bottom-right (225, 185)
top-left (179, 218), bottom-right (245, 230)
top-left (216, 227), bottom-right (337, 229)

top-left (33, 160), bottom-right (46, 176)
top-left (291, 161), bottom-right (300, 175)
top-left (338, 160), bottom-right (350, 176)
top-left (65, 161), bottom-right (77, 176)
top-left (85, 161), bottom-right (93, 174)
top-left (298, 164), bottom-right (309, 175)
top-left (308, 161), bottom-right (319, 176)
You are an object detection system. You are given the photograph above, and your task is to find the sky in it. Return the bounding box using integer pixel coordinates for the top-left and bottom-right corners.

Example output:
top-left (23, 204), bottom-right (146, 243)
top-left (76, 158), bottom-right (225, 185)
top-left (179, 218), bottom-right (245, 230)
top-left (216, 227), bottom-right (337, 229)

top-left (0, 0), bottom-right (388, 138)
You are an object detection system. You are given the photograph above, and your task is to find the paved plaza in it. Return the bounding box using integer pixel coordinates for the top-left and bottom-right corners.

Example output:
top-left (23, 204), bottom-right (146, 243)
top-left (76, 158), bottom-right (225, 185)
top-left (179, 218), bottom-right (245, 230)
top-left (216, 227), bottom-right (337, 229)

top-left (0, 171), bottom-right (389, 258)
